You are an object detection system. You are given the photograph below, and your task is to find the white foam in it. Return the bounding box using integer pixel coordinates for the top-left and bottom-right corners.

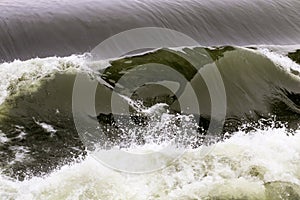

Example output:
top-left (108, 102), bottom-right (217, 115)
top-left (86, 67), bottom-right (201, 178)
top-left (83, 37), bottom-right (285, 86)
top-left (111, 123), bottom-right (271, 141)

top-left (14, 125), bottom-right (27, 140)
top-left (8, 146), bottom-right (31, 164)
top-left (34, 119), bottom-right (57, 135)
top-left (0, 55), bottom-right (87, 105)
top-left (0, 130), bottom-right (9, 144)
top-left (258, 48), bottom-right (300, 77)
top-left (1, 128), bottom-right (299, 199)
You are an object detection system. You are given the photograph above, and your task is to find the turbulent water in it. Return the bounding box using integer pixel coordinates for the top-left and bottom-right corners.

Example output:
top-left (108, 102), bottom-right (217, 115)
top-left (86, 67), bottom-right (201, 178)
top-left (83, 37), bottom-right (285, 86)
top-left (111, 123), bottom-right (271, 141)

top-left (0, 0), bottom-right (300, 199)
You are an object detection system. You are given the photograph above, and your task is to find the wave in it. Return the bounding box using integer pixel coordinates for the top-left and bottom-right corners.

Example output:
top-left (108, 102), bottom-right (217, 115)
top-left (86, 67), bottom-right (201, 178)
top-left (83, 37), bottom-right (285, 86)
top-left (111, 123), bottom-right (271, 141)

top-left (1, 1), bottom-right (300, 198)
top-left (0, 0), bottom-right (300, 61)
top-left (0, 45), bottom-right (299, 181)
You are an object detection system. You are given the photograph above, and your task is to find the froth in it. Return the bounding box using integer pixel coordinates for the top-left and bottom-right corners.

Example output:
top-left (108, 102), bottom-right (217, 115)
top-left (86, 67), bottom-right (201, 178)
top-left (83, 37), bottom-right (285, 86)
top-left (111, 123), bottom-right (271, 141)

top-left (1, 128), bottom-right (299, 199)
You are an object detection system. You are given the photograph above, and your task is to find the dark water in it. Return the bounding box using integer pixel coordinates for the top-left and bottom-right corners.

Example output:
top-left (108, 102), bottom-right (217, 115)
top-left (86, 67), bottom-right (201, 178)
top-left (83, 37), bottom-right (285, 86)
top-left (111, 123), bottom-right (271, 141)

top-left (0, 0), bottom-right (300, 61)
